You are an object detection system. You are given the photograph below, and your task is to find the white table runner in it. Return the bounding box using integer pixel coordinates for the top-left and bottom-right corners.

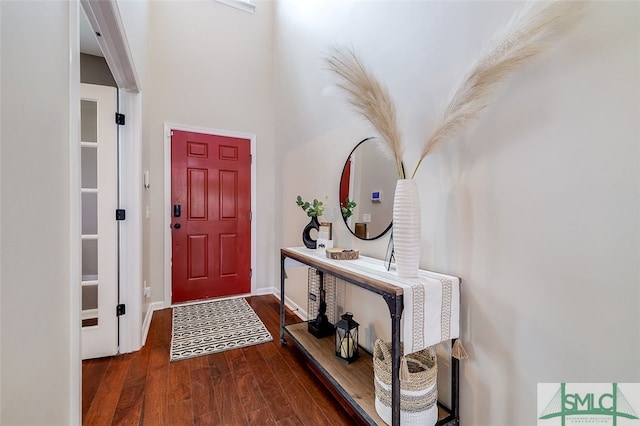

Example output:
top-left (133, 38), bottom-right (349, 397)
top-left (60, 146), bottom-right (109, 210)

top-left (283, 247), bottom-right (460, 355)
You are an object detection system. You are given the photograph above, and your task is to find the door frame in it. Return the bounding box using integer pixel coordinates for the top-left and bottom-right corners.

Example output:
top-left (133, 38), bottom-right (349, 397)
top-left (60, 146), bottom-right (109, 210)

top-left (117, 90), bottom-right (143, 354)
top-left (163, 123), bottom-right (257, 307)
top-left (76, 0), bottom-right (143, 356)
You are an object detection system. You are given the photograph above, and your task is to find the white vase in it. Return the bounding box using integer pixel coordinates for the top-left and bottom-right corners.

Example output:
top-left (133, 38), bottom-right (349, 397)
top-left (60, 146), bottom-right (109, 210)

top-left (392, 179), bottom-right (421, 278)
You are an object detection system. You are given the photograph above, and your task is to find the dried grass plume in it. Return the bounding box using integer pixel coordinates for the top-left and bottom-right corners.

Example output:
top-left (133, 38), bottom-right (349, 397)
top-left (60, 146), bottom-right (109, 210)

top-left (412, 0), bottom-right (586, 178)
top-left (326, 48), bottom-right (405, 179)
top-left (326, 1), bottom-right (586, 180)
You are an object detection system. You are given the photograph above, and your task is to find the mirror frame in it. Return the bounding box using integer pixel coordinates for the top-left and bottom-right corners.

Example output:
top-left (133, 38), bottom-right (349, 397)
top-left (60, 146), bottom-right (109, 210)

top-left (339, 137), bottom-right (396, 241)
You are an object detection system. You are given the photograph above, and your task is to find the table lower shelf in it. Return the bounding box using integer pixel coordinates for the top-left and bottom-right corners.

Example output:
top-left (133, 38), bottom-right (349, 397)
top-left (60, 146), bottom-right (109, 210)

top-left (283, 322), bottom-right (454, 425)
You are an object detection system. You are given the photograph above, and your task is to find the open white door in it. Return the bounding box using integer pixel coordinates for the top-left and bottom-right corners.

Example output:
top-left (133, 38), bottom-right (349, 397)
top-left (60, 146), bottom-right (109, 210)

top-left (81, 83), bottom-right (118, 359)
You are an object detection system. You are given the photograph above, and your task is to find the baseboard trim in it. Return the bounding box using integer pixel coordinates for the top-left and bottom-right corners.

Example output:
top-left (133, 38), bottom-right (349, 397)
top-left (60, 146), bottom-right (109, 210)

top-left (254, 286), bottom-right (276, 296)
top-left (141, 301), bottom-right (164, 346)
top-left (265, 286), bottom-right (308, 321)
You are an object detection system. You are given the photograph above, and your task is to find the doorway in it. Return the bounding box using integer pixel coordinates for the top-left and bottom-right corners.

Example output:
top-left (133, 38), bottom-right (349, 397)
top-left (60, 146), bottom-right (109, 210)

top-left (164, 124), bottom-right (257, 306)
top-left (79, 1), bottom-right (143, 357)
top-left (170, 130), bottom-right (252, 303)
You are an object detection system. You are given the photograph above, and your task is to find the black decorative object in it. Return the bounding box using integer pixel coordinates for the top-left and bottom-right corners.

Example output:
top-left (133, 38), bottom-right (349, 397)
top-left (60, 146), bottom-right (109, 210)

top-left (385, 231), bottom-right (395, 271)
top-left (307, 268), bottom-right (336, 338)
top-left (307, 270), bottom-right (335, 338)
top-left (302, 216), bottom-right (321, 249)
top-left (335, 312), bottom-right (359, 364)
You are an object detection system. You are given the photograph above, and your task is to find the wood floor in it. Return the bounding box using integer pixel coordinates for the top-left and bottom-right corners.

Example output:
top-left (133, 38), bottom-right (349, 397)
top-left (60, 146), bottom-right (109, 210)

top-left (82, 295), bottom-right (356, 425)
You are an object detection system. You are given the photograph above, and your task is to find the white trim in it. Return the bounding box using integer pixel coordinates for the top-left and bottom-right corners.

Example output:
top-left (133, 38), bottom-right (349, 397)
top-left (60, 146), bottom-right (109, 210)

top-left (68, 1), bottom-right (82, 424)
top-left (117, 90), bottom-right (143, 354)
top-left (254, 286), bottom-right (277, 297)
top-left (141, 301), bottom-right (164, 345)
top-left (216, 0), bottom-right (255, 14)
top-left (268, 288), bottom-right (308, 321)
top-left (163, 123), bottom-right (257, 307)
top-left (80, 0), bottom-right (140, 91)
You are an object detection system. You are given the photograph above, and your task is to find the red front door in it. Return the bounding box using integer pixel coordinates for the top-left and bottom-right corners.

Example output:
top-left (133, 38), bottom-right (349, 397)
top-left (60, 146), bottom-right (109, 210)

top-left (171, 130), bottom-right (251, 303)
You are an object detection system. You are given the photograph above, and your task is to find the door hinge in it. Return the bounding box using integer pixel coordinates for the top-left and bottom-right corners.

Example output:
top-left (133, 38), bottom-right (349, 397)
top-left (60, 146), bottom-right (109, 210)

top-left (249, 154), bottom-right (252, 164)
top-left (115, 113), bottom-right (125, 125)
top-left (250, 268), bottom-right (253, 278)
top-left (249, 211), bottom-right (252, 221)
top-left (116, 209), bottom-right (126, 220)
top-left (116, 304), bottom-right (126, 316)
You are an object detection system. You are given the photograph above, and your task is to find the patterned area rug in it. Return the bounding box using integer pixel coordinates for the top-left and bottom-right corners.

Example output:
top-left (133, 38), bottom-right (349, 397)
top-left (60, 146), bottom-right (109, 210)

top-left (170, 297), bottom-right (272, 361)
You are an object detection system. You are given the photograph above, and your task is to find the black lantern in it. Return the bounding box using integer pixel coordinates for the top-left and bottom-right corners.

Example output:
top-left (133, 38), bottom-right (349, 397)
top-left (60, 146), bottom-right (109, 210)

top-left (335, 312), bottom-right (359, 363)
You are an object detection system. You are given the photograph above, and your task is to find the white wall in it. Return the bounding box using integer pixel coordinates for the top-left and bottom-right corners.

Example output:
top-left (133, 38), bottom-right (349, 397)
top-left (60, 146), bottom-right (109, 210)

top-left (116, 0), bottom-right (148, 89)
top-left (275, 1), bottom-right (640, 425)
top-left (1, 1), bottom-right (79, 424)
top-left (144, 1), bottom-right (276, 305)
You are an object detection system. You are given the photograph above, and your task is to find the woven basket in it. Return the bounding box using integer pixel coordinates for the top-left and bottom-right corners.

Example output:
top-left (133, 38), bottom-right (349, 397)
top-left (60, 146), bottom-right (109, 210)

top-left (373, 339), bottom-right (438, 426)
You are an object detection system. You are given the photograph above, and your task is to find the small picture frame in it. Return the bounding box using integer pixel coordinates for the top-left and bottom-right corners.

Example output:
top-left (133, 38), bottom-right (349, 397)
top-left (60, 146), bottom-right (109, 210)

top-left (319, 222), bottom-right (333, 240)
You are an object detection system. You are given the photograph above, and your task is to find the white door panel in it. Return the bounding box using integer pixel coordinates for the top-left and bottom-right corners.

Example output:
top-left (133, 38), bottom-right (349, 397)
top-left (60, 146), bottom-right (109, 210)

top-left (81, 83), bottom-right (118, 359)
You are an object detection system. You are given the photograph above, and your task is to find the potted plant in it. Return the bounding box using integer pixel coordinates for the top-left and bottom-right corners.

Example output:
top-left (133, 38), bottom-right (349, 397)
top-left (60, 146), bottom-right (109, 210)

top-left (296, 196), bottom-right (325, 249)
top-left (296, 196), bottom-right (325, 217)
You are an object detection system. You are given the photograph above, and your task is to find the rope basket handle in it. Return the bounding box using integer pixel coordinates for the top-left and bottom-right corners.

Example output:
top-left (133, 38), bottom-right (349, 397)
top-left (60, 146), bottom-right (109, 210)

top-left (374, 339), bottom-right (438, 386)
top-left (374, 338), bottom-right (392, 362)
top-left (375, 339), bottom-right (414, 382)
top-left (374, 338), bottom-right (407, 362)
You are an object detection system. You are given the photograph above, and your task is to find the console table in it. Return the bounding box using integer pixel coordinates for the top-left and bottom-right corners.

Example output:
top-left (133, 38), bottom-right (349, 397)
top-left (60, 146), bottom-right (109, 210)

top-left (280, 247), bottom-right (460, 426)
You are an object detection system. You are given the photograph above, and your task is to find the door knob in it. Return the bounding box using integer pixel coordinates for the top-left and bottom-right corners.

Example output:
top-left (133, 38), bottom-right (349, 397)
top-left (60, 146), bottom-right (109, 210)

top-left (174, 223), bottom-right (181, 229)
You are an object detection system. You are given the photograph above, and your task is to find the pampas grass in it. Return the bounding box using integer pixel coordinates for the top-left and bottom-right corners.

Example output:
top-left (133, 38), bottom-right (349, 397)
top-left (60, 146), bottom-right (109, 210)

top-left (411, 0), bottom-right (586, 178)
top-left (326, 1), bottom-right (586, 179)
top-left (326, 49), bottom-right (405, 179)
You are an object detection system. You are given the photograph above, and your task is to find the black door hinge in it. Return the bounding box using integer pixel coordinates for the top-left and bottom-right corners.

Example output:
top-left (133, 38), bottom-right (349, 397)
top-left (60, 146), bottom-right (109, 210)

top-left (116, 209), bottom-right (126, 221)
top-left (115, 113), bottom-right (125, 125)
top-left (116, 304), bottom-right (126, 316)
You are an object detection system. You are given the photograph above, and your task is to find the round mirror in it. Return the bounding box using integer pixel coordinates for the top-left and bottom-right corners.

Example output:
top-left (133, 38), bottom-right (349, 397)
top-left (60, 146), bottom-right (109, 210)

top-left (339, 137), bottom-right (399, 240)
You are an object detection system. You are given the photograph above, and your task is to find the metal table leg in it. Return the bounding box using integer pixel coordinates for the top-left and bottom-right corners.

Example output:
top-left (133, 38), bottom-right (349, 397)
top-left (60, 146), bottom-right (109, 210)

top-left (452, 339), bottom-right (460, 422)
top-left (384, 293), bottom-right (403, 426)
top-left (280, 254), bottom-right (287, 345)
